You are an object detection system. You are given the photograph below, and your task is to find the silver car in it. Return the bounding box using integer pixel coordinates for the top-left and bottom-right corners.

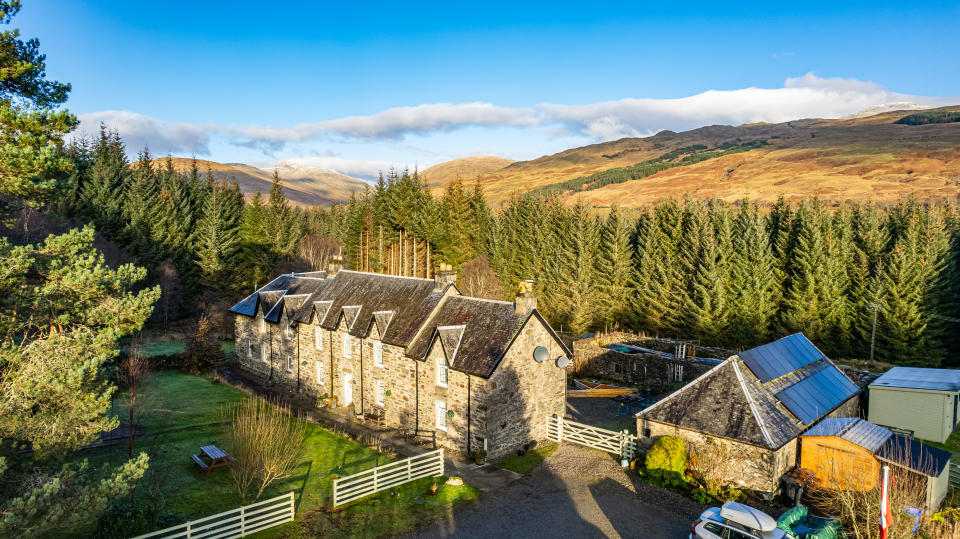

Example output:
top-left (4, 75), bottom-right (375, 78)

top-left (690, 502), bottom-right (787, 539)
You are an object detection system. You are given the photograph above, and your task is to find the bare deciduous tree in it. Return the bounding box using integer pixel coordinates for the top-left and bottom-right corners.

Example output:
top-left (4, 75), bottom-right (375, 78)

top-left (686, 437), bottom-right (732, 492)
top-left (222, 397), bottom-right (306, 504)
top-left (459, 255), bottom-right (503, 300)
top-left (297, 234), bottom-right (341, 271)
top-left (116, 344), bottom-right (151, 503)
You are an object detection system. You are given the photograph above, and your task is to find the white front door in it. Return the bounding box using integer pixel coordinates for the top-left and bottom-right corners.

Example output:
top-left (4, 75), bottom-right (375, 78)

top-left (343, 373), bottom-right (353, 406)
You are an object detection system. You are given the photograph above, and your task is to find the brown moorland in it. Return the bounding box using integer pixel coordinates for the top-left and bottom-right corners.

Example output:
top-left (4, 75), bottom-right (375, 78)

top-left (436, 106), bottom-right (960, 206)
top-left (148, 157), bottom-right (369, 206)
top-left (421, 155), bottom-right (515, 188)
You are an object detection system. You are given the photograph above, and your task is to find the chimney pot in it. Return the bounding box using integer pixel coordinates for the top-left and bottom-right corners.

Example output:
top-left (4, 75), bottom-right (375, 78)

top-left (435, 264), bottom-right (457, 289)
top-left (327, 254), bottom-right (344, 277)
top-left (515, 279), bottom-right (537, 315)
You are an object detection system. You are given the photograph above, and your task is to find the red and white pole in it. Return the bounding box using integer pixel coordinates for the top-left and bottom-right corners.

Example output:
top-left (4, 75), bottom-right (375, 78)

top-left (879, 464), bottom-right (891, 539)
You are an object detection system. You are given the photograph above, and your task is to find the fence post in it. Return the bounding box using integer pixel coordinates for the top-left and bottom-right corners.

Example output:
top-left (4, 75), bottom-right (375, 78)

top-left (558, 415), bottom-right (563, 442)
top-left (407, 456), bottom-right (412, 481)
top-left (288, 491), bottom-right (295, 521)
top-left (333, 477), bottom-right (339, 507)
top-left (373, 466), bottom-right (379, 493)
top-left (186, 522), bottom-right (192, 539)
top-left (240, 505), bottom-right (246, 536)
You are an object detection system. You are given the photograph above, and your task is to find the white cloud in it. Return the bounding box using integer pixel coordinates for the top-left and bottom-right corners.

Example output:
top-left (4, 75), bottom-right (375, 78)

top-left (75, 74), bottom-right (958, 158)
top-left (72, 110), bottom-right (211, 155)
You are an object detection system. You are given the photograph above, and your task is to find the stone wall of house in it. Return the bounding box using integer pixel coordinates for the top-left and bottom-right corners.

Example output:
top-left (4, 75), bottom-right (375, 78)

top-left (359, 323), bottom-right (419, 431)
top-left (573, 332), bottom-right (722, 391)
top-left (641, 419), bottom-right (796, 494)
top-left (295, 316), bottom-right (334, 399)
top-left (480, 316), bottom-right (568, 460)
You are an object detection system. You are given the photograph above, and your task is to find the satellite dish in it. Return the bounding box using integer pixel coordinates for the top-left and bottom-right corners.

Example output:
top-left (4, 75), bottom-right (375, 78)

top-left (556, 356), bottom-right (571, 369)
top-left (533, 346), bottom-right (548, 363)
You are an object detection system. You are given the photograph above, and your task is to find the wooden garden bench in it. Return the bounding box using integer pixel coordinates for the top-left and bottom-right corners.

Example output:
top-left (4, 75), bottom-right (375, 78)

top-left (192, 444), bottom-right (234, 475)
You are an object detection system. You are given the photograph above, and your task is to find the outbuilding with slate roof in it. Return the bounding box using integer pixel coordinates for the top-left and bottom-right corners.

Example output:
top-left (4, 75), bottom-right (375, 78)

top-left (230, 263), bottom-right (571, 459)
top-left (636, 333), bottom-right (860, 494)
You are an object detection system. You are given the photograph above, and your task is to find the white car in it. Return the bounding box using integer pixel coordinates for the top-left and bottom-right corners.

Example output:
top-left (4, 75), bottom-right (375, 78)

top-left (690, 502), bottom-right (787, 539)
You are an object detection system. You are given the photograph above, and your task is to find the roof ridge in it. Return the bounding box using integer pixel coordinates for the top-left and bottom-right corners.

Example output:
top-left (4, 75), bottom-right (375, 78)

top-left (731, 359), bottom-right (776, 448)
top-left (450, 295), bottom-right (514, 306)
top-left (338, 270), bottom-right (434, 282)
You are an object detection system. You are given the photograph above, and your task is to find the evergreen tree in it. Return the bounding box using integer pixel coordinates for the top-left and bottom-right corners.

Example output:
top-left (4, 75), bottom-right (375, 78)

top-left (595, 205), bottom-right (634, 328)
top-left (81, 126), bottom-right (127, 237)
top-left (195, 180), bottom-right (242, 289)
top-left (544, 201), bottom-right (599, 335)
top-left (727, 201), bottom-right (781, 347)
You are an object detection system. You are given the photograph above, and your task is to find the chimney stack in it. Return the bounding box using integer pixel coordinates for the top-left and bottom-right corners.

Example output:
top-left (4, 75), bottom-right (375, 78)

top-left (327, 254), bottom-right (344, 277)
top-left (434, 263), bottom-right (457, 289)
top-left (514, 279), bottom-right (537, 315)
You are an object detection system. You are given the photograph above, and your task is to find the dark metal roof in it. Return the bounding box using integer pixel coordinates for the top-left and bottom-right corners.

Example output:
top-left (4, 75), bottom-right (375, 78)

top-left (803, 418), bottom-right (893, 453)
top-left (740, 333), bottom-right (824, 383)
top-left (775, 366), bottom-right (859, 424)
top-left (877, 435), bottom-right (951, 477)
top-left (870, 366), bottom-right (960, 392)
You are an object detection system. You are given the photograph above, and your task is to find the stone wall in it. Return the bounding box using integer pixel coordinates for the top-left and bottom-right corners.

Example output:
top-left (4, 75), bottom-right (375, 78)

top-left (641, 419), bottom-right (796, 494)
top-left (232, 306), bottom-right (568, 461)
top-left (480, 317), bottom-right (568, 460)
top-left (573, 331), bottom-right (724, 391)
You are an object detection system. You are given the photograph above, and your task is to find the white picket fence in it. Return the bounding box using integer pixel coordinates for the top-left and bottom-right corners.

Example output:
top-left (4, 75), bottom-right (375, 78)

top-left (131, 491), bottom-right (295, 539)
top-left (333, 448), bottom-right (445, 507)
top-left (547, 415), bottom-right (638, 459)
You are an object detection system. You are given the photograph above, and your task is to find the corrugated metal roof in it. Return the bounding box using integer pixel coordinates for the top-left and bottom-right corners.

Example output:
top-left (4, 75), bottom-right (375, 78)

top-left (740, 333), bottom-right (824, 383)
top-left (870, 366), bottom-right (960, 392)
top-left (775, 366), bottom-right (859, 424)
top-left (804, 418), bottom-right (893, 453)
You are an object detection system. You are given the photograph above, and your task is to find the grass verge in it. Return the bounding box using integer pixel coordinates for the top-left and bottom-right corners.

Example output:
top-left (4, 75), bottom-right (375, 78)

top-left (498, 443), bottom-right (558, 474)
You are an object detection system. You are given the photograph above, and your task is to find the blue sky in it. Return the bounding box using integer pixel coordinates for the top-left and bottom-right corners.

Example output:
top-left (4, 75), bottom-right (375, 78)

top-left (21, 0), bottom-right (960, 179)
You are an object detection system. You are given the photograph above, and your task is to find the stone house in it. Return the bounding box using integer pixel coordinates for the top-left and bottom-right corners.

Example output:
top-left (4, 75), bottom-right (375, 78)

top-left (229, 266), bottom-right (570, 460)
top-left (636, 333), bottom-right (860, 494)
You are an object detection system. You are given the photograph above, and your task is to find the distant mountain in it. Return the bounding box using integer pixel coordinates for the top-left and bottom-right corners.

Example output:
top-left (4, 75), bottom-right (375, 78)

top-left (150, 158), bottom-right (369, 206)
top-left (421, 155), bottom-right (514, 188)
top-left (440, 105), bottom-right (960, 206)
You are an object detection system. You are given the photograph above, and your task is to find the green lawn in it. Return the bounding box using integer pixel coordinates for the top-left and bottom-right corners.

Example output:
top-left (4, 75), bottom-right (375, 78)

top-left (74, 371), bottom-right (477, 537)
top-left (920, 431), bottom-right (960, 460)
top-left (119, 338), bottom-right (235, 358)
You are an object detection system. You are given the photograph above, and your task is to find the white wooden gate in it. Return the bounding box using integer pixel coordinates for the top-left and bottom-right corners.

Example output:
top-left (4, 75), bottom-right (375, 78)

top-left (333, 448), bottom-right (444, 507)
top-left (131, 491), bottom-right (295, 539)
top-left (547, 415), bottom-right (638, 459)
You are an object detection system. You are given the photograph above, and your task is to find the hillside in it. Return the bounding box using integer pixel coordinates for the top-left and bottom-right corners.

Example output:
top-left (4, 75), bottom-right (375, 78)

top-left (149, 158), bottom-right (369, 206)
top-left (442, 105), bottom-right (960, 206)
top-left (421, 155), bottom-right (514, 188)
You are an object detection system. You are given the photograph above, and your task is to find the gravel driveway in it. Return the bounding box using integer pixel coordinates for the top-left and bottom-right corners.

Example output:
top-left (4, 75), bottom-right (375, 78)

top-left (410, 443), bottom-right (705, 539)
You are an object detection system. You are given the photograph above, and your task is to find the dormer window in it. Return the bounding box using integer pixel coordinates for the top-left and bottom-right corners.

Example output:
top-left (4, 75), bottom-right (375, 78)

top-left (436, 356), bottom-right (448, 388)
top-left (374, 341), bottom-right (383, 368)
top-left (343, 334), bottom-right (352, 359)
top-left (284, 325), bottom-right (292, 341)
top-left (260, 317), bottom-right (266, 333)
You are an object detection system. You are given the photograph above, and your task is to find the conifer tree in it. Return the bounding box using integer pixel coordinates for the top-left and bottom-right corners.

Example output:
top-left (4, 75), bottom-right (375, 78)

top-left (595, 205), bottom-right (634, 327)
top-left (81, 126), bottom-right (127, 237)
top-left (195, 180), bottom-right (242, 289)
top-left (545, 200), bottom-right (599, 335)
top-left (727, 201), bottom-right (781, 347)
top-left (631, 200), bottom-right (685, 335)
top-left (680, 200), bottom-right (734, 343)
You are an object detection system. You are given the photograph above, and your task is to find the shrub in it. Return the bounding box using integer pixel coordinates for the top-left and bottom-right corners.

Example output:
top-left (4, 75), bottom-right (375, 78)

top-left (95, 500), bottom-right (178, 537)
top-left (644, 436), bottom-right (688, 487)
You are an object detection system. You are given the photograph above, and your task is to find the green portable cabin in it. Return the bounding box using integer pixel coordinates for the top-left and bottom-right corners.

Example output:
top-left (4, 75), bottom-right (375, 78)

top-left (868, 367), bottom-right (960, 443)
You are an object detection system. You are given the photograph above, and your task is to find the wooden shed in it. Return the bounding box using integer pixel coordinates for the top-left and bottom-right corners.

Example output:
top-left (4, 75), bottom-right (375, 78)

top-left (800, 418), bottom-right (952, 511)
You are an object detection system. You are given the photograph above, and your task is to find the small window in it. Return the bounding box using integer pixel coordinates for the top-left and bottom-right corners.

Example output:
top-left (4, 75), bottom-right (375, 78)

top-left (343, 334), bottom-right (352, 359)
top-left (375, 380), bottom-right (385, 405)
top-left (284, 325), bottom-right (292, 341)
top-left (436, 400), bottom-right (447, 431)
top-left (315, 327), bottom-right (323, 351)
top-left (374, 341), bottom-right (383, 368)
top-left (261, 346), bottom-right (268, 364)
top-left (316, 360), bottom-right (324, 384)
top-left (260, 317), bottom-right (266, 333)
top-left (285, 355), bottom-right (293, 372)
top-left (248, 339), bottom-right (254, 358)
top-left (615, 363), bottom-right (622, 374)
top-left (436, 356), bottom-right (448, 388)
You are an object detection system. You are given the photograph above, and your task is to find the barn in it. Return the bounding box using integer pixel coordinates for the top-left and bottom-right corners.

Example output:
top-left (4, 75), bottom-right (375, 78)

top-left (800, 417), bottom-right (951, 510)
top-left (868, 367), bottom-right (960, 443)
top-left (637, 333), bottom-right (860, 494)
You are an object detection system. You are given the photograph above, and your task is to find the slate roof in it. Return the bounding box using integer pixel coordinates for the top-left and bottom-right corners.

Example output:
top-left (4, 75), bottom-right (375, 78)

top-left (641, 333), bottom-right (859, 450)
top-left (229, 270), bottom-right (571, 377)
top-left (870, 366), bottom-right (960, 392)
top-left (407, 296), bottom-right (571, 378)
top-left (803, 418), bottom-right (893, 453)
